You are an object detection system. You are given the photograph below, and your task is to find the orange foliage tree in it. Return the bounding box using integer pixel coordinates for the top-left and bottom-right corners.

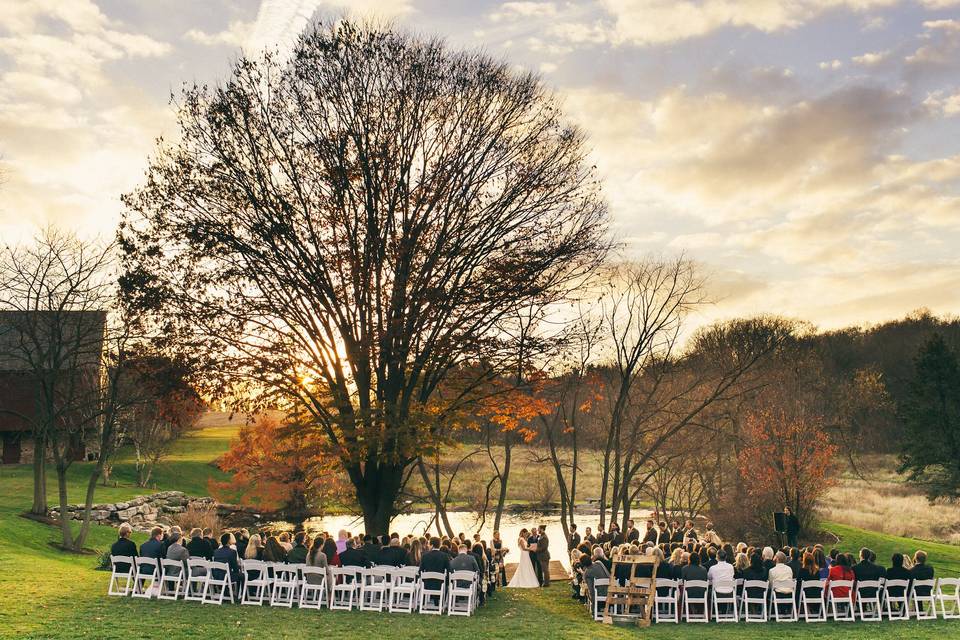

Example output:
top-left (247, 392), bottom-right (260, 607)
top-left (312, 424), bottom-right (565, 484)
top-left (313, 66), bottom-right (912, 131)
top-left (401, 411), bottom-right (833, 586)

top-left (736, 407), bottom-right (839, 540)
top-left (209, 414), bottom-right (346, 518)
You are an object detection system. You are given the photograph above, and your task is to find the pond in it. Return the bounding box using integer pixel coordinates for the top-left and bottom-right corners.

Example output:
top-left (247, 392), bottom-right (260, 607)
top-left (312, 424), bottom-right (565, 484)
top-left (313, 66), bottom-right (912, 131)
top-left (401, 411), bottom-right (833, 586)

top-left (261, 508), bottom-right (654, 571)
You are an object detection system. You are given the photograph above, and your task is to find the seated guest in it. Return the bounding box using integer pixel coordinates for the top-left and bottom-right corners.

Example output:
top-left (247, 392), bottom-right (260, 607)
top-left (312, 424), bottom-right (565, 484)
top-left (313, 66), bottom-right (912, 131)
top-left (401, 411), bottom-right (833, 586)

top-left (322, 537), bottom-right (340, 566)
top-left (743, 553), bottom-right (768, 582)
top-left (708, 549), bottom-right (735, 590)
top-left (594, 546), bottom-right (612, 571)
top-left (419, 537), bottom-right (452, 596)
top-left (407, 538), bottom-right (421, 567)
top-left (339, 538), bottom-right (368, 567)
top-left (306, 537), bottom-right (331, 588)
top-left (263, 535), bottom-right (288, 563)
top-left (140, 526), bottom-right (164, 559)
top-left (768, 552), bottom-right (794, 594)
top-left (186, 528), bottom-right (212, 559)
top-left (885, 553), bottom-right (911, 599)
top-left (733, 552), bottom-right (749, 580)
top-left (202, 528), bottom-right (217, 553)
top-left (827, 552), bottom-right (855, 601)
top-left (584, 553), bottom-right (610, 605)
top-left (235, 529), bottom-right (249, 560)
top-left (165, 531), bottom-right (189, 574)
top-left (278, 532), bottom-right (293, 552)
top-left (853, 546), bottom-right (885, 598)
top-left (910, 550), bottom-right (935, 595)
top-left (787, 547), bottom-right (801, 577)
top-left (703, 547), bottom-right (718, 570)
top-left (286, 531), bottom-right (309, 564)
top-left (377, 537), bottom-right (410, 567)
top-left (244, 534), bottom-right (263, 561)
top-left (680, 551), bottom-right (708, 583)
top-left (450, 544), bottom-right (481, 573)
top-left (761, 546), bottom-right (776, 571)
top-left (361, 534), bottom-right (380, 565)
top-left (667, 547), bottom-right (685, 579)
top-left (110, 523), bottom-right (138, 572)
top-left (814, 548), bottom-right (829, 579)
top-left (213, 532), bottom-right (242, 590)
top-left (797, 551), bottom-right (819, 583)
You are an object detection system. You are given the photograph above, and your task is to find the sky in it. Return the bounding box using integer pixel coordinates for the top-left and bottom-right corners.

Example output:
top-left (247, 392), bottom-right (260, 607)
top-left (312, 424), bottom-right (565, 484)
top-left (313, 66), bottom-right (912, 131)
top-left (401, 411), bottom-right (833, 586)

top-left (1, 0), bottom-right (960, 332)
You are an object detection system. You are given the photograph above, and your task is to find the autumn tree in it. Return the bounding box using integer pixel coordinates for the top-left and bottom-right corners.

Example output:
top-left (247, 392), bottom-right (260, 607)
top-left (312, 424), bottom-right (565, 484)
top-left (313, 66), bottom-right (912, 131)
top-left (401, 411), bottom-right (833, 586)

top-left (119, 19), bottom-right (608, 534)
top-left (736, 407), bottom-right (838, 540)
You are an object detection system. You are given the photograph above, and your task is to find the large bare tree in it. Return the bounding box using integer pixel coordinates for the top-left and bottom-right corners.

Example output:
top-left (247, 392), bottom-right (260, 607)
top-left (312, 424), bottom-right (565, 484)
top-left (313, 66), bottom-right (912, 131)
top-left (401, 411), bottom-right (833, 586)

top-left (119, 20), bottom-right (608, 534)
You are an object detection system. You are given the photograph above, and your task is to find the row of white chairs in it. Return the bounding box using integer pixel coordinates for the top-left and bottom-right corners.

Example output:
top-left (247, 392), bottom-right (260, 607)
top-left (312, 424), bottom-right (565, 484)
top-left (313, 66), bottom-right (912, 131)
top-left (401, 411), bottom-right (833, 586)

top-left (592, 576), bottom-right (960, 623)
top-left (108, 556), bottom-right (481, 616)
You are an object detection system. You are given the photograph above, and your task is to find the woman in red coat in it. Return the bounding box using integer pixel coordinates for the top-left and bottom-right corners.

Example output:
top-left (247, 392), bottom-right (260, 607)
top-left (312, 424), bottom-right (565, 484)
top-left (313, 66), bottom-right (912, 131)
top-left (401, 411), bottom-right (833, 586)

top-left (827, 553), bottom-right (856, 601)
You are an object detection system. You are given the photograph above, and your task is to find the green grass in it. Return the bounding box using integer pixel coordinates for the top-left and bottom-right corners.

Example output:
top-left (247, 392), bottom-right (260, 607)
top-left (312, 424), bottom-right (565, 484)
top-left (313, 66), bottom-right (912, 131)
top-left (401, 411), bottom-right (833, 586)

top-left (1, 420), bottom-right (959, 638)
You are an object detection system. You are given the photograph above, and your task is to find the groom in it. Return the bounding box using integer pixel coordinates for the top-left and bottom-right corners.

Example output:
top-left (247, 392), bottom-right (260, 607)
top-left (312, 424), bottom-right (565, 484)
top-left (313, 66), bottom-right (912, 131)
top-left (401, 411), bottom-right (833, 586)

top-left (527, 527), bottom-right (543, 586)
top-left (536, 525), bottom-right (551, 587)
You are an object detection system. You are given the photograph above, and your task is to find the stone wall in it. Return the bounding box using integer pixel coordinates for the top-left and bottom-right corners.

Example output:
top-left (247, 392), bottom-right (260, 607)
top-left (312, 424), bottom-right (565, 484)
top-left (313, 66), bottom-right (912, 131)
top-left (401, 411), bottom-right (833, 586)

top-left (47, 491), bottom-right (261, 532)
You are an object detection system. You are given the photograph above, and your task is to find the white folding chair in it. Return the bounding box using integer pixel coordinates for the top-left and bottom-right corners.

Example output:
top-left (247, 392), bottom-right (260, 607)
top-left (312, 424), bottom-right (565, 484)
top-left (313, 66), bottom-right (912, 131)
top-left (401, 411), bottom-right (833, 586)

top-left (799, 579), bottom-right (827, 622)
top-left (158, 559), bottom-right (184, 600)
top-left (389, 567), bottom-right (420, 613)
top-left (856, 579), bottom-right (884, 621)
top-left (270, 564), bottom-right (299, 607)
top-left (184, 558), bottom-right (209, 602)
top-left (882, 579), bottom-right (910, 620)
top-left (911, 579), bottom-right (938, 620)
top-left (654, 578), bottom-right (679, 623)
top-left (418, 571), bottom-right (446, 614)
top-left (711, 579), bottom-right (738, 622)
top-left (330, 566), bottom-right (359, 610)
top-left (937, 577), bottom-right (960, 619)
top-left (360, 566), bottom-right (390, 612)
top-left (448, 570), bottom-right (476, 616)
top-left (827, 580), bottom-right (855, 621)
top-left (131, 557), bottom-right (160, 599)
top-left (201, 561), bottom-right (234, 605)
top-left (740, 580), bottom-right (769, 622)
top-left (682, 580), bottom-right (709, 622)
top-left (592, 578), bottom-right (609, 621)
top-left (299, 566), bottom-right (327, 609)
top-left (770, 579), bottom-right (798, 622)
top-left (240, 560), bottom-right (270, 605)
top-left (108, 555), bottom-right (135, 596)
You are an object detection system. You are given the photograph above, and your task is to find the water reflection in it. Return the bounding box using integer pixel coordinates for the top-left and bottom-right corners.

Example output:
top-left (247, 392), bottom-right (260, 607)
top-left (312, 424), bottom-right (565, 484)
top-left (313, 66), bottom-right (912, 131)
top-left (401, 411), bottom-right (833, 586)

top-left (262, 509), bottom-right (652, 571)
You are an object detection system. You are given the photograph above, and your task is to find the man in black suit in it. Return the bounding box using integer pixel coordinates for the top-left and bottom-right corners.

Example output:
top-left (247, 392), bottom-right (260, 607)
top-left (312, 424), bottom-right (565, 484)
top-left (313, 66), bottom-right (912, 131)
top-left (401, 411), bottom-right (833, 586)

top-left (185, 528), bottom-right (211, 559)
top-left (641, 520), bottom-right (657, 545)
top-left (568, 523), bottom-right (581, 551)
top-left (527, 528), bottom-right (543, 586)
top-left (626, 520), bottom-right (640, 543)
top-left (609, 522), bottom-right (624, 546)
top-left (910, 550), bottom-right (935, 596)
top-left (376, 537), bottom-right (410, 567)
top-left (361, 534), bottom-right (380, 566)
top-left (853, 547), bottom-right (886, 599)
top-left (110, 523), bottom-right (138, 573)
top-left (419, 537), bottom-right (452, 595)
top-left (339, 538), bottom-right (369, 568)
top-left (784, 506), bottom-right (800, 547)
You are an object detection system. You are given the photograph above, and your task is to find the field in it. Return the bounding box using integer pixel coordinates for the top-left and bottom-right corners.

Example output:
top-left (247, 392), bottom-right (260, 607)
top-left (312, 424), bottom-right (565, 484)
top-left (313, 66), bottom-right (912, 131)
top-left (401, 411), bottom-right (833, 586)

top-left (1, 416), bottom-right (959, 639)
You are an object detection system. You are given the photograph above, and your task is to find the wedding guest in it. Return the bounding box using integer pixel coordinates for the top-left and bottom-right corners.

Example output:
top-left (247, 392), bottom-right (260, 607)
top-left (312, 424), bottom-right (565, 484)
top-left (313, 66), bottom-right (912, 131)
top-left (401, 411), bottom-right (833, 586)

top-left (110, 523), bottom-right (138, 572)
top-left (263, 535), bottom-right (287, 563)
top-left (186, 528), bottom-right (212, 559)
top-left (419, 537), bottom-right (452, 596)
top-left (235, 529), bottom-right (249, 560)
top-left (213, 532), bottom-right (241, 591)
top-left (885, 553), bottom-right (911, 601)
top-left (244, 534), bottom-right (263, 560)
top-left (827, 552), bottom-right (855, 602)
top-left (708, 549), bottom-right (735, 588)
top-left (733, 552), bottom-right (749, 579)
top-left (768, 552), bottom-right (794, 594)
top-left (910, 550), bottom-right (935, 595)
top-left (306, 537), bottom-right (331, 588)
top-left (583, 554), bottom-right (610, 606)
top-left (322, 536), bottom-right (340, 566)
top-left (287, 531), bottom-right (309, 564)
top-left (278, 532), bottom-right (293, 552)
top-left (165, 531), bottom-right (189, 573)
top-left (568, 524), bottom-right (581, 551)
top-left (377, 536), bottom-right (410, 567)
top-left (140, 526), bottom-right (164, 559)
top-left (202, 528), bottom-right (217, 552)
top-left (339, 538), bottom-right (368, 568)
top-left (408, 537), bottom-right (422, 567)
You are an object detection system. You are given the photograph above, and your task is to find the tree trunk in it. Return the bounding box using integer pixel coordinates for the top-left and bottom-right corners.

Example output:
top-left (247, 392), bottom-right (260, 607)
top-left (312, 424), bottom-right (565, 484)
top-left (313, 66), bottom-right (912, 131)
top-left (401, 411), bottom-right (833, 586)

top-left (55, 463), bottom-right (74, 550)
top-left (416, 459), bottom-right (454, 538)
top-left (75, 459), bottom-right (106, 551)
top-left (493, 436), bottom-right (512, 532)
top-left (30, 434), bottom-right (47, 515)
top-left (355, 462), bottom-right (406, 537)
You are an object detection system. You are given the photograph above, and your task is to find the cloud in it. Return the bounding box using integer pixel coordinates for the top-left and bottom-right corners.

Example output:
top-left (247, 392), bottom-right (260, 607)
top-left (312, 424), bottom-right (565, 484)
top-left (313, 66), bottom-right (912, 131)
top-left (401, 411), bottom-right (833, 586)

top-left (490, 2), bottom-right (558, 22)
top-left (852, 50), bottom-right (889, 65)
top-left (820, 59), bottom-right (843, 70)
top-left (597, 0), bottom-right (898, 46)
top-left (924, 90), bottom-right (960, 115)
top-left (185, 20), bottom-right (253, 47)
top-left (905, 18), bottom-right (960, 76)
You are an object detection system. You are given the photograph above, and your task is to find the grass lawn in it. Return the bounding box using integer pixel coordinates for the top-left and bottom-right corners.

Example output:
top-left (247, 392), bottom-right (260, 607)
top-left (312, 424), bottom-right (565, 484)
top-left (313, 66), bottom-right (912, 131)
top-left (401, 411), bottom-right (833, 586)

top-left (1, 421), bottom-right (959, 638)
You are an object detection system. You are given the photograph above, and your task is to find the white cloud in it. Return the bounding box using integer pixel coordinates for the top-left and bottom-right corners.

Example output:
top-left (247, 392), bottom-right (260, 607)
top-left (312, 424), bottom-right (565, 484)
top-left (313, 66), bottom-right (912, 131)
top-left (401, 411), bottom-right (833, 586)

top-left (185, 20), bottom-right (253, 47)
top-left (852, 50), bottom-right (889, 65)
top-left (490, 2), bottom-right (558, 22)
top-left (924, 90), bottom-right (960, 116)
top-left (819, 59), bottom-right (843, 70)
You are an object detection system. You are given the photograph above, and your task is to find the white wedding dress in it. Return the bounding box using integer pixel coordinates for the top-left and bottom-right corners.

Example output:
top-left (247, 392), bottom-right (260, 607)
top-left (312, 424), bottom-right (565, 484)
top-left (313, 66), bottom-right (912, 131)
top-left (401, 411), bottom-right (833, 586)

top-left (506, 537), bottom-right (541, 588)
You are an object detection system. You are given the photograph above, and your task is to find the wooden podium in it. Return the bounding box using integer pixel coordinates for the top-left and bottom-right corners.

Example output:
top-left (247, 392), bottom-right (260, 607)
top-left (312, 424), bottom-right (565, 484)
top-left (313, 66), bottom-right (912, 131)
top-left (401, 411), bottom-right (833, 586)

top-left (602, 552), bottom-right (658, 627)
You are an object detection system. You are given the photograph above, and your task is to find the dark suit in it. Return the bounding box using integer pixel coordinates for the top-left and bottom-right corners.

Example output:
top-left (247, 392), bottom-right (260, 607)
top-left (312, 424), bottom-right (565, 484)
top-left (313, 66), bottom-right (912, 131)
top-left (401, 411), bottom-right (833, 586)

top-left (419, 549), bottom-right (452, 591)
top-left (911, 564), bottom-right (935, 595)
top-left (339, 547), bottom-right (369, 568)
top-left (626, 528), bottom-right (640, 543)
top-left (536, 532), bottom-right (551, 587)
top-left (212, 546), bottom-right (241, 586)
top-left (885, 566), bottom-right (911, 597)
top-left (110, 538), bottom-right (137, 572)
top-left (187, 536), bottom-right (212, 560)
top-left (362, 543), bottom-right (381, 566)
top-left (376, 546), bottom-right (409, 567)
top-left (139, 538), bottom-right (163, 560)
top-left (641, 528), bottom-right (657, 545)
top-left (681, 565), bottom-right (709, 598)
top-left (568, 532), bottom-right (581, 551)
top-left (287, 544), bottom-right (308, 565)
top-left (528, 534), bottom-right (543, 585)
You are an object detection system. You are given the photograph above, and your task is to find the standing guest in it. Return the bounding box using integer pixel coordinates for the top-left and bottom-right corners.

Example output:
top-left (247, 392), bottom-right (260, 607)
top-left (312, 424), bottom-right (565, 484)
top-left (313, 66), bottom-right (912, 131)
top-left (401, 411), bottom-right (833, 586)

top-left (321, 537), bottom-right (340, 567)
top-left (670, 520), bottom-right (684, 545)
top-left (140, 526), bottom-right (164, 559)
top-left (110, 523), bottom-right (138, 573)
top-left (682, 520), bottom-right (698, 544)
top-left (244, 534), bottom-right (263, 560)
top-left (235, 529), bottom-right (249, 560)
top-left (213, 532), bottom-right (242, 591)
top-left (186, 528), bottom-right (211, 559)
top-left (910, 550), bottom-right (935, 596)
top-left (784, 506), bottom-right (800, 547)
top-left (626, 520), bottom-right (641, 543)
top-left (287, 531), bottom-right (309, 564)
top-left (641, 520), bottom-right (658, 545)
top-left (263, 536), bottom-right (287, 563)
top-left (568, 524), bottom-right (581, 551)
top-left (339, 538), bottom-right (368, 567)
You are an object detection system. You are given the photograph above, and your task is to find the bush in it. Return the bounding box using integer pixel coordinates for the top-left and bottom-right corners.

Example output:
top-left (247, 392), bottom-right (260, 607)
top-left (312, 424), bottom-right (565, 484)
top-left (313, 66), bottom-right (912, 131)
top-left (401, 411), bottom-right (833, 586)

top-left (171, 503), bottom-right (222, 534)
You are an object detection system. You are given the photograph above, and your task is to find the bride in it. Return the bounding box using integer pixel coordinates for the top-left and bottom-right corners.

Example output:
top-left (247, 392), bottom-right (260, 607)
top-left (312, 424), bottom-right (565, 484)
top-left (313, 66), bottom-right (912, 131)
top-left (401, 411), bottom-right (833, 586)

top-left (506, 528), bottom-right (541, 588)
